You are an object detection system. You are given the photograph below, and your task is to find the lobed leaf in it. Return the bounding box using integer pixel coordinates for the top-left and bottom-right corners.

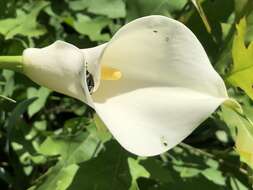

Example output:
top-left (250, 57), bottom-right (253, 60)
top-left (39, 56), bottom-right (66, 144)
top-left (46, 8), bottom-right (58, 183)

top-left (0, 1), bottom-right (49, 39)
top-left (227, 18), bottom-right (253, 100)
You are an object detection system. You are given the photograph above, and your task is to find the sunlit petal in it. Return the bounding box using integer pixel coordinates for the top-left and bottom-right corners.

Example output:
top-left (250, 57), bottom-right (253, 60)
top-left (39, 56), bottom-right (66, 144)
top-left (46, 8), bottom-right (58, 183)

top-left (92, 16), bottom-right (229, 156)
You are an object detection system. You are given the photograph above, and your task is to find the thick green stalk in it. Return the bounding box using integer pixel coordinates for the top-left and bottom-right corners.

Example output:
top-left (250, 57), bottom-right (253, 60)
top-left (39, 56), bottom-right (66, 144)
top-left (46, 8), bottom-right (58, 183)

top-left (0, 56), bottom-right (23, 72)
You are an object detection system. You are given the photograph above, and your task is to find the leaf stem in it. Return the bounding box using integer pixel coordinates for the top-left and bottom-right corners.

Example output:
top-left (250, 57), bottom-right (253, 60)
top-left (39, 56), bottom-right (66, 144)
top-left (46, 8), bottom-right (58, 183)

top-left (0, 56), bottom-right (23, 72)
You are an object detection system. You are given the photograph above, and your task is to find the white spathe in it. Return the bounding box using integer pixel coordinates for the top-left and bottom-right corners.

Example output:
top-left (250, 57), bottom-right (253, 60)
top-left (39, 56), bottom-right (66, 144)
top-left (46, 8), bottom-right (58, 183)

top-left (23, 15), bottom-right (232, 156)
top-left (23, 41), bottom-right (93, 106)
top-left (89, 16), bottom-right (230, 156)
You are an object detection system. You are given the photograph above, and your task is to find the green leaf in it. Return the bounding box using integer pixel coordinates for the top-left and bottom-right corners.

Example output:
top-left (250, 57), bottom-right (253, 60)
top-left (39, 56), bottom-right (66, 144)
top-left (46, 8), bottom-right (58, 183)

top-left (141, 150), bottom-right (229, 190)
top-left (36, 163), bottom-right (79, 190)
top-left (0, 1), bottom-right (49, 39)
top-left (246, 10), bottom-right (253, 43)
top-left (128, 158), bottom-right (150, 190)
top-left (234, 0), bottom-right (253, 28)
top-left (87, 0), bottom-right (126, 18)
top-left (221, 106), bottom-right (253, 169)
top-left (5, 98), bottom-right (36, 152)
top-left (67, 141), bottom-right (133, 190)
top-left (6, 98), bottom-right (36, 129)
top-left (68, 0), bottom-right (90, 11)
top-left (229, 176), bottom-right (248, 190)
top-left (140, 158), bottom-right (173, 184)
top-left (227, 18), bottom-right (253, 100)
top-left (39, 132), bottom-right (100, 165)
top-left (201, 168), bottom-right (225, 186)
top-left (27, 87), bottom-right (50, 117)
top-left (34, 132), bottom-right (101, 190)
top-left (126, 0), bottom-right (187, 21)
top-left (235, 116), bottom-right (253, 168)
top-left (2, 70), bottom-right (15, 97)
top-left (34, 120), bottom-right (47, 131)
top-left (219, 106), bottom-right (242, 139)
top-left (65, 15), bottom-right (111, 41)
top-left (69, 0), bottom-right (126, 18)
top-left (234, 0), bottom-right (249, 18)
top-left (179, 167), bottom-right (201, 178)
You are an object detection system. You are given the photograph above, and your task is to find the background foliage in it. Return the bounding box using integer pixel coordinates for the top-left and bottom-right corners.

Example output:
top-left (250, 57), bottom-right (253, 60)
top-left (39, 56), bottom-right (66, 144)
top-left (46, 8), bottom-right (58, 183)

top-left (0, 0), bottom-right (253, 189)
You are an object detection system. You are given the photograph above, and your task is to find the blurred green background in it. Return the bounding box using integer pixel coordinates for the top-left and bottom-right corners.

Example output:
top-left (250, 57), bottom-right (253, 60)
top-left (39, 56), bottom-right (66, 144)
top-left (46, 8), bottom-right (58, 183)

top-left (0, 0), bottom-right (253, 189)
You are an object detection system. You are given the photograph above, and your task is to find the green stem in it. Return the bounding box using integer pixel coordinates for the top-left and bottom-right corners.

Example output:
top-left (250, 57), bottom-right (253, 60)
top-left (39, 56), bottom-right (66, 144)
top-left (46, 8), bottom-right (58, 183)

top-left (0, 56), bottom-right (23, 72)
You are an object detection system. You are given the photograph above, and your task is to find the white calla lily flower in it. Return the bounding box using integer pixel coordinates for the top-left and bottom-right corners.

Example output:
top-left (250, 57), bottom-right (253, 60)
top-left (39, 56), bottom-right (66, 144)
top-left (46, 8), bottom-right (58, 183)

top-left (22, 15), bottom-right (235, 156)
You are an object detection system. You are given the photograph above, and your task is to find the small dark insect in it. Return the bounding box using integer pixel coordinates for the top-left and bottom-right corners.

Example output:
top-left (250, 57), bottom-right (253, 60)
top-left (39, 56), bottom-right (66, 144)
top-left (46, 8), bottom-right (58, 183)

top-left (86, 70), bottom-right (95, 93)
top-left (153, 30), bottom-right (158, 33)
